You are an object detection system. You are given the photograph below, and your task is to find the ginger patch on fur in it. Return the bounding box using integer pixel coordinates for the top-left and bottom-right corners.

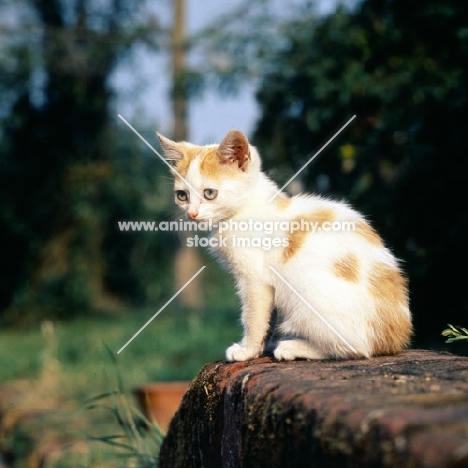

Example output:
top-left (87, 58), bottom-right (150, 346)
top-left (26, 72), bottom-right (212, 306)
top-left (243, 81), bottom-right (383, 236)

top-left (171, 143), bottom-right (200, 177)
top-left (275, 194), bottom-right (292, 211)
top-left (332, 253), bottom-right (360, 282)
top-left (368, 262), bottom-right (412, 355)
top-left (368, 262), bottom-right (407, 304)
top-left (282, 223), bottom-right (308, 262)
top-left (356, 220), bottom-right (383, 246)
top-left (282, 207), bottom-right (336, 262)
top-left (311, 207), bottom-right (335, 226)
top-left (199, 148), bottom-right (226, 180)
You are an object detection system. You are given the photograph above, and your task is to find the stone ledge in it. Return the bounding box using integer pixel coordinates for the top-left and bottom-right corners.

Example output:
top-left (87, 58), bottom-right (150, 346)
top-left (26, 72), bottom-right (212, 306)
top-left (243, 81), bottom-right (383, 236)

top-left (158, 350), bottom-right (468, 468)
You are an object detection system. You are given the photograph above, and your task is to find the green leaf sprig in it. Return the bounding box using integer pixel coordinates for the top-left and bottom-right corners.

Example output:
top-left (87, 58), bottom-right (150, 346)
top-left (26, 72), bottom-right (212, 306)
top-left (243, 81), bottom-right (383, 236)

top-left (442, 324), bottom-right (468, 344)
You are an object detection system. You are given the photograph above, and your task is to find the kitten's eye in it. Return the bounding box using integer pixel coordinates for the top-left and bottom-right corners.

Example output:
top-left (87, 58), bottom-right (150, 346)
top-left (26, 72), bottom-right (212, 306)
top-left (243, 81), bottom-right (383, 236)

top-left (204, 189), bottom-right (218, 200)
top-left (175, 190), bottom-right (189, 202)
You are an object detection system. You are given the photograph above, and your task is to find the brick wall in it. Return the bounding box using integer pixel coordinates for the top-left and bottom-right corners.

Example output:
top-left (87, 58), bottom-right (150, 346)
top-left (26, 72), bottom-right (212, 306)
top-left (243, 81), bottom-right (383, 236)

top-left (159, 350), bottom-right (468, 468)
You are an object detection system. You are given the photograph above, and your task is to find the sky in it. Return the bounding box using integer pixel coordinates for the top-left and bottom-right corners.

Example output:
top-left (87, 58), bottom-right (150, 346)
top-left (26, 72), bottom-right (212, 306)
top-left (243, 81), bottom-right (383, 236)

top-left (112, 0), bottom-right (347, 144)
top-left (0, 0), bottom-right (352, 144)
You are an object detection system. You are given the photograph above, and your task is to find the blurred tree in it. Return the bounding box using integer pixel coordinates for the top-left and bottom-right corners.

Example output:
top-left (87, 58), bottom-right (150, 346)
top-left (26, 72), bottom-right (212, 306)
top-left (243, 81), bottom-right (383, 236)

top-left (253, 0), bottom-right (468, 347)
top-left (0, 0), bottom-right (173, 324)
top-left (0, 0), bottom-right (289, 325)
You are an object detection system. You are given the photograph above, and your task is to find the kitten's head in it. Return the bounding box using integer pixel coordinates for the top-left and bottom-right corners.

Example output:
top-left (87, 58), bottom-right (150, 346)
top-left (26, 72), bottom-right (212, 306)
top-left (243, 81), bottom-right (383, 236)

top-left (158, 130), bottom-right (261, 223)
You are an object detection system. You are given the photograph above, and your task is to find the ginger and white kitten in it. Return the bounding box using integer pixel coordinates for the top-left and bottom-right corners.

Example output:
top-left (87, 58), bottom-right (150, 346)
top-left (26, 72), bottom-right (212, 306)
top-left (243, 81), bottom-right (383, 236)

top-left (158, 129), bottom-right (412, 361)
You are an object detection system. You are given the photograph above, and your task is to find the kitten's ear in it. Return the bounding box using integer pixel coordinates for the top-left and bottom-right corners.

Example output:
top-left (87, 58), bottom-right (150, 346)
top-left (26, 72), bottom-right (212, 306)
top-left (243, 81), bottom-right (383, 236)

top-left (157, 133), bottom-right (184, 164)
top-left (217, 130), bottom-right (251, 172)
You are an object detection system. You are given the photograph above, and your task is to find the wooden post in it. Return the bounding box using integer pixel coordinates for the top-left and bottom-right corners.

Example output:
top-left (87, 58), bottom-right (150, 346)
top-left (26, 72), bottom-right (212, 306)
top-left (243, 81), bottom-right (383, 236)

top-left (171, 0), bottom-right (203, 309)
top-left (172, 0), bottom-right (188, 141)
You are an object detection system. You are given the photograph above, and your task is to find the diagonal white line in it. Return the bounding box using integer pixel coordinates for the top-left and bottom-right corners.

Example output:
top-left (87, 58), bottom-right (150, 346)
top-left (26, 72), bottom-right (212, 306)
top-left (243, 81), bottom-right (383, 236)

top-left (269, 115), bottom-right (356, 202)
top-left (268, 266), bottom-right (358, 355)
top-left (117, 114), bottom-right (203, 200)
top-left (117, 266), bottom-right (206, 354)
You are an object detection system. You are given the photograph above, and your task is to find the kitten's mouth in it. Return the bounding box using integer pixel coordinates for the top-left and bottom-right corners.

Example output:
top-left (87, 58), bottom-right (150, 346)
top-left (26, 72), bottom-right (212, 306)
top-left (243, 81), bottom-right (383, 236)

top-left (186, 214), bottom-right (211, 223)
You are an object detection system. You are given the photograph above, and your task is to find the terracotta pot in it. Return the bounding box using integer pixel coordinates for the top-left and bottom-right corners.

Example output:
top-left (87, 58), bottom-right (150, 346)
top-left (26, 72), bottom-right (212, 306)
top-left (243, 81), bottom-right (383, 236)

top-left (134, 381), bottom-right (190, 433)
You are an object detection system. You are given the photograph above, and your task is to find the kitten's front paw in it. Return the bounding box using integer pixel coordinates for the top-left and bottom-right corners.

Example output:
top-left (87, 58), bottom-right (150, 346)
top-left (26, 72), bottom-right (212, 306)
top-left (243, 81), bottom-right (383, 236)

top-left (273, 339), bottom-right (323, 361)
top-left (273, 341), bottom-right (299, 361)
top-left (226, 343), bottom-right (262, 362)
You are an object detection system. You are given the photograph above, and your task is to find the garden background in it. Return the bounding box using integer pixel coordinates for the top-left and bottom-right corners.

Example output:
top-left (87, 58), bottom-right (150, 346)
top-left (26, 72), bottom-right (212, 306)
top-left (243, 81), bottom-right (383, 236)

top-left (0, 0), bottom-right (467, 466)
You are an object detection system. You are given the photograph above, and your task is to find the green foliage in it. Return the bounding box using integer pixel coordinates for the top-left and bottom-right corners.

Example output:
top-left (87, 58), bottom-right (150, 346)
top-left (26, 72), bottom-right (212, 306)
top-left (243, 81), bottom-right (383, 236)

top-left (82, 351), bottom-right (164, 467)
top-left (442, 324), bottom-right (468, 344)
top-left (0, 1), bottom-right (171, 324)
top-left (185, 0), bottom-right (291, 95)
top-left (0, 302), bottom-right (241, 466)
top-left (253, 0), bottom-right (468, 346)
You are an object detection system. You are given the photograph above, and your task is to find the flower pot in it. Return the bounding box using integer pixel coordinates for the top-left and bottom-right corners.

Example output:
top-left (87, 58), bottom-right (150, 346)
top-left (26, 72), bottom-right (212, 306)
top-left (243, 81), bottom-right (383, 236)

top-left (134, 381), bottom-right (190, 433)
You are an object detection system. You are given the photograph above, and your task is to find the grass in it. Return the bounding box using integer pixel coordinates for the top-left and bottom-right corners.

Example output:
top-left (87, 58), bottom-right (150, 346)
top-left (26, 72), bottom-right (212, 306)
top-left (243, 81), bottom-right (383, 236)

top-left (0, 306), bottom-right (241, 387)
top-left (0, 289), bottom-right (242, 467)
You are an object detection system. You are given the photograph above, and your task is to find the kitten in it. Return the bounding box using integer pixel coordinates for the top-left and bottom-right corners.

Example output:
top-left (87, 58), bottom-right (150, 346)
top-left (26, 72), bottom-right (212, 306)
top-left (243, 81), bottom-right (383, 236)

top-left (158, 129), bottom-right (412, 361)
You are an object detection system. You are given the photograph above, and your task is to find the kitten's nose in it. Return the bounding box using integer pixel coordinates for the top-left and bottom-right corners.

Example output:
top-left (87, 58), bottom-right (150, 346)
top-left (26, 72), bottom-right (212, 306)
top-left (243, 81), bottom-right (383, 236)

top-left (188, 209), bottom-right (198, 220)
